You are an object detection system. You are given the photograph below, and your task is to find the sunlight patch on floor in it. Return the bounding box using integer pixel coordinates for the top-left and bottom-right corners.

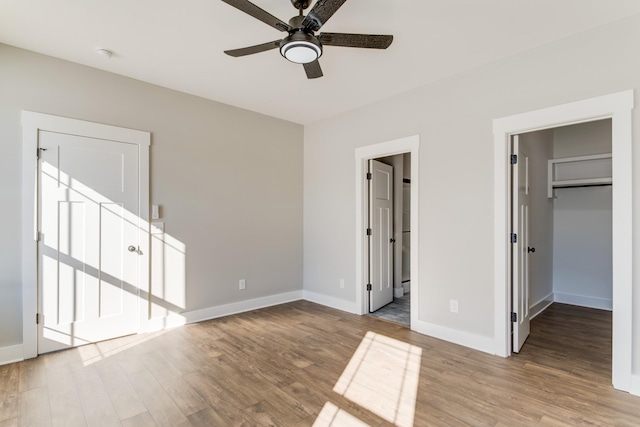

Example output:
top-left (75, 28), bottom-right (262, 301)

top-left (79, 330), bottom-right (168, 366)
top-left (332, 331), bottom-right (422, 427)
top-left (312, 402), bottom-right (371, 427)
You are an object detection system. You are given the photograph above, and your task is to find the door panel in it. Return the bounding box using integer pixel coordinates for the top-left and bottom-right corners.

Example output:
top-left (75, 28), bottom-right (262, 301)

top-left (369, 160), bottom-right (394, 312)
top-left (512, 135), bottom-right (531, 353)
top-left (38, 131), bottom-right (140, 354)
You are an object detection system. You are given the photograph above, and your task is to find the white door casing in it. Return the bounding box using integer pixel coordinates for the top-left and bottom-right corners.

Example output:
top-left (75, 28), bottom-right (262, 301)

top-left (355, 135), bottom-right (419, 328)
top-left (368, 160), bottom-right (394, 312)
top-left (492, 90), bottom-right (633, 391)
top-left (511, 136), bottom-right (530, 353)
top-left (22, 111), bottom-right (150, 359)
top-left (38, 131), bottom-right (140, 353)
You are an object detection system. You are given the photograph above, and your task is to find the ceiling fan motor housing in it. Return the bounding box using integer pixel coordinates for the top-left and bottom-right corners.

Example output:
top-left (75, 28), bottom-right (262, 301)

top-left (280, 31), bottom-right (322, 63)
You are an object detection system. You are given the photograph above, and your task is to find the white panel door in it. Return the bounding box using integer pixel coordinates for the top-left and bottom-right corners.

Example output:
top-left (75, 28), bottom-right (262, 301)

top-left (369, 160), bottom-right (394, 312)
top-left (512, 135), bottom-right (531, 353)
top-left (38, 131), bottom-right (140, 354)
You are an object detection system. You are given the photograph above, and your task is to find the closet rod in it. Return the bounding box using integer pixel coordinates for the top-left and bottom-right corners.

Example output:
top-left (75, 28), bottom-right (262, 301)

top-left (554, 183), bottom-right (612, 189)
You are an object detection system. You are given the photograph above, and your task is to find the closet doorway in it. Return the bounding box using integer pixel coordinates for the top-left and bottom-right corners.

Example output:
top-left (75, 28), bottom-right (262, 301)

top-left (512, 119), bottom-right (613, 356)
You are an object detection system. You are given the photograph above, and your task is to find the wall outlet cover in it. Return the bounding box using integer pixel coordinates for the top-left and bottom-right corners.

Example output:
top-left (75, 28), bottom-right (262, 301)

top-left (450, 299), bottom-right (459, 313)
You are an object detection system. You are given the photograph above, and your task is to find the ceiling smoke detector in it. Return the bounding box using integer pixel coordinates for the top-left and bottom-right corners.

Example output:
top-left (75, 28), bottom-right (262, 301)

top-left (95, 48), bottom-right (113, 59)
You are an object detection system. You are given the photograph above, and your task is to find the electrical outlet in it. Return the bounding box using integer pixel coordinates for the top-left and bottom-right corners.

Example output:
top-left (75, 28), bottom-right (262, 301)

top-left (239, 279), bottom-right (246, 290)
top-left (339, 279), bottom-right (345, 289)
top-left (450, 299), bottom-right (459, 313)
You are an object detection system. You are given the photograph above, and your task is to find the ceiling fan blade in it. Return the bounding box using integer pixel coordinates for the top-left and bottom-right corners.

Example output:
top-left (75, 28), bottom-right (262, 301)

top-left (224, 40), bottom-right (281, 57)
top-left (303, 60), bottom-right (323, 79)
top-left (220, 0), bottom-right (291, 32)
top-left (302, 0), bottom-right (348, 32)
top-left (319, 33), bottom-right (393, 49)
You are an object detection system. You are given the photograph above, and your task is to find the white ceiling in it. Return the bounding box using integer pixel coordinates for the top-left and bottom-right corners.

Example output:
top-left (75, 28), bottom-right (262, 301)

top-left (2, 1), bottom-right (640, 124)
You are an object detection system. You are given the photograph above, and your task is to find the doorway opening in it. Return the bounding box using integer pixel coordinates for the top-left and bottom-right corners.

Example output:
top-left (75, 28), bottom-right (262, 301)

top-left (493, 90), bottom-right (633, 392)
top-left (510, 120), bottom-right (613, 369)
top-left (355, 135), bottom-right (420, 330)
top-left (366, 153), bottom-right (411, 326)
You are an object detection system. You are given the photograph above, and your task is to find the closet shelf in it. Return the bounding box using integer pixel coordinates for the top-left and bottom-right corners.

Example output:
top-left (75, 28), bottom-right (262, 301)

top-left (548, 153), bottom-right (611, 198)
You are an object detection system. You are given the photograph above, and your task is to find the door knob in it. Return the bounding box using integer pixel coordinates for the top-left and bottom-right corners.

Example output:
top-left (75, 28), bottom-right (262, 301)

top-left (128, 245), bottom-right (137, 252)
top-left (528, 247), bottom-right (536, 253)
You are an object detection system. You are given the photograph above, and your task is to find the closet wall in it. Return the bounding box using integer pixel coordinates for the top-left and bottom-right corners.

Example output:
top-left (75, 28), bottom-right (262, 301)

top-left (520, 131), bottom-right (555, 313)
top-left (524, 119), bottom-right (612, 313)
top-left (552, 120), bottom-right (613, 310)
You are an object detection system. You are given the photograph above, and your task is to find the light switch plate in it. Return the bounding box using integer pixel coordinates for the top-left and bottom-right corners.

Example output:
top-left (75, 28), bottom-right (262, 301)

top-left (151, 204), bottom-right (160, 220)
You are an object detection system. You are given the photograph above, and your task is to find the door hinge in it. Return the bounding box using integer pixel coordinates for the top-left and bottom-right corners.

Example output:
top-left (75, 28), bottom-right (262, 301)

top-left (37, 147), bottom-right (47, 159)
top-left (511, 233), bottom-right (517, 243)
top-left (366, 284), bottom-right (372, 291)
top-left (366, 172), bottom-right (372, 180)
top-left (510, 154), bottom-right (518, 165)
top-left (511, 312), bottom-right (517, 323)
top-left (36, 313), bottom-right (39, 324)
top-left (366, 228), bottom-right (372, 236)
top-left (36, 231), bottom-right (42, 242)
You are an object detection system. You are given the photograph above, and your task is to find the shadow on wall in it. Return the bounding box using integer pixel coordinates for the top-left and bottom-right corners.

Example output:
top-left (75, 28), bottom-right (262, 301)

top-left (39, 160), bottom-right (186, 349)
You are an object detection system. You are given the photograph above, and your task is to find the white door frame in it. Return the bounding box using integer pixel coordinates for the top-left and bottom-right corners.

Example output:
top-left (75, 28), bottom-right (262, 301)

top-left (355, 135), bottom-right (419, 327)
top-left (492, 91), bottom-right (634, 391)
top-left (21, 111), bottom-right (151, 359)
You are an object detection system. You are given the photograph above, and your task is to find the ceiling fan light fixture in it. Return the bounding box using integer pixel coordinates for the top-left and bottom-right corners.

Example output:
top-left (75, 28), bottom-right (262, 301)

top-left (280, 33), bottom-right (322, 64)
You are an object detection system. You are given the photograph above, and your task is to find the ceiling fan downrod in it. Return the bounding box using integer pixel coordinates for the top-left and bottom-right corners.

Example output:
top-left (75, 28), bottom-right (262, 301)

top-left (291, 0), bottom-right (310, 10)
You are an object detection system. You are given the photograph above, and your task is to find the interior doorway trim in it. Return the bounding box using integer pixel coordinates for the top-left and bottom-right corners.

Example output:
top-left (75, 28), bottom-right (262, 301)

top-left (21, 111), bottom-right (151, 359)
top-left (492, 90), bottom-right (634, 391)
top-left (355, 135), bottom-right (419, 327)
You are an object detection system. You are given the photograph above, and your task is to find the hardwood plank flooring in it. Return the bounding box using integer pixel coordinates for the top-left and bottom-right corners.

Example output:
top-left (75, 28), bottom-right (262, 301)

top-left (1, 301), bottom-right (639, 426)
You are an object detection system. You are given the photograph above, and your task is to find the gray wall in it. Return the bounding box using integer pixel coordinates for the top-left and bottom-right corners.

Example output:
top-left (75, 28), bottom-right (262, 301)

top-left (520, 130), bottom-right (555, 312)
top-left (303, 14), bottom-right (640, 368)
top-left (0, 44), bottom-right (303, 349)
top-left (552, 120), bottom-right (613, 309)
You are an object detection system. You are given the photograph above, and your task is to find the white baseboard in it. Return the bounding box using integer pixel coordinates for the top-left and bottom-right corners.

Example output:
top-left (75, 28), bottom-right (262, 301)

top-left (302, 290), bottom-right (359, 314)
top-left (184, 290), bottom-right (303, 324)
top-left (402, 281), bottom-right (410, 293)
top-left (143, 313), bottom-right (188, 333)
top-left (553, 292), bottom-right (612, 311)
top-left (631, 375), bottom-right (640, 397)
top-left (0, 344), bottom-right (24, 366)
top-left (305, 292), bottom-right (494, 354)
top-left (530, 293), bottom-right (554, 319)
top-left (411, 319), bottom-right (495, 355)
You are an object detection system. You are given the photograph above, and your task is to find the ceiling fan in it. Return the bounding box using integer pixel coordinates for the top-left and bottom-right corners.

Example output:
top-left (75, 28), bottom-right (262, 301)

top-left (220, 0), bottom-right (393, 79)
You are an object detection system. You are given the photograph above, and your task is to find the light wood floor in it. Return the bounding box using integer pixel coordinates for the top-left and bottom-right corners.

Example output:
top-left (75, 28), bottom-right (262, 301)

top-left (1, 301), bottom-right (639, 426)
